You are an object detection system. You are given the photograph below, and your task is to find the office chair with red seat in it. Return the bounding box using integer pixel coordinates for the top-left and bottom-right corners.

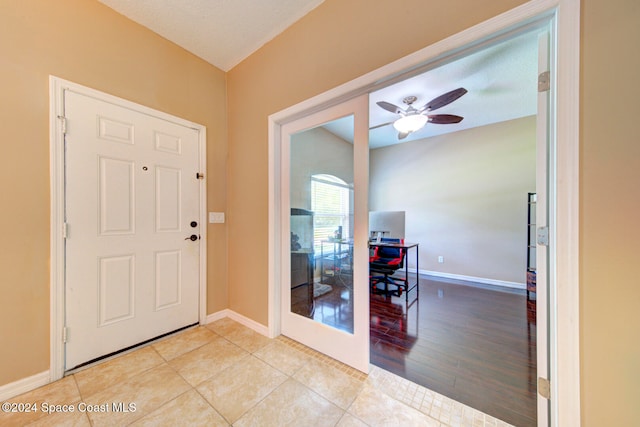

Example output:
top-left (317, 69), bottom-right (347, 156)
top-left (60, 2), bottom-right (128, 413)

top-left (369, 238), bottom-right (407, 296)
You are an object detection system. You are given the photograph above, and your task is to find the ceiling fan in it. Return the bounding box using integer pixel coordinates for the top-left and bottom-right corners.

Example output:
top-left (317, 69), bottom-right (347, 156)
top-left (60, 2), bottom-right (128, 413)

top-left (372, 87), bottom-right (467, 140)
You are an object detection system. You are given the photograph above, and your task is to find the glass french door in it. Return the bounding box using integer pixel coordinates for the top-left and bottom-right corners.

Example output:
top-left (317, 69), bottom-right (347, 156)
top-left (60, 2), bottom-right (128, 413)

top-left (279, 95), bottom-right (369, 372)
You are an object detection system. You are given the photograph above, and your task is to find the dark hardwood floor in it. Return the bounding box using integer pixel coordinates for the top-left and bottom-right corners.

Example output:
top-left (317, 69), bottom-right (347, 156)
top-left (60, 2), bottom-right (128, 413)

top-left (370, 276), bottom-right (537, 427)
top-left (294, 274), bottom-right (537, 426)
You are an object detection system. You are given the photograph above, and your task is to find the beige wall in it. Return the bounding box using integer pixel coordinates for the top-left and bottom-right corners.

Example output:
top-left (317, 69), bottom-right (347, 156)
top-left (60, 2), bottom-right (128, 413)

top-left (290, 127), bottom-right (354, 210)
top-left (226, 0), bottom-right (640, 425)
top-left (0, 0), bottom-right (227, 386)
top-left (370, 116), bottom-right (536, 284)
top-left (226, 0), bottom-right (528, 326)
top-left (581, 0), bottom-right (640, 425)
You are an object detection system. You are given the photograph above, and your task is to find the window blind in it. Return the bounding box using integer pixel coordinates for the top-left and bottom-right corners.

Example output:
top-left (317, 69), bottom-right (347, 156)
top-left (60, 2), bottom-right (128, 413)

top-left (311, 174), bottom-right (352, 253)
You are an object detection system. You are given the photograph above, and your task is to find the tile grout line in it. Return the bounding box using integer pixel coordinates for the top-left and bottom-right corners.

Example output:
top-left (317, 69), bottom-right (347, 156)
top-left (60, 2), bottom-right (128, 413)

top-left (12, 319), bottom-right (514, 427)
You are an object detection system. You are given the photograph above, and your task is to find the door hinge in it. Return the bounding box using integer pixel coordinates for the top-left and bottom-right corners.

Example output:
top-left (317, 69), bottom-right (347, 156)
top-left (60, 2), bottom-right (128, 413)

top-left (62, 327), bottom-right (68, 343)
top-left (63, 222), bottom-right (69, 239)
top-left (196, 172), bottom-right (204, 180)
top-left (58, 115), bottom-right (67, 134)
top-left (538, 71), bottom-right (550, 92)
top-left (538, 377), bottom-right (550, 399)
top-left (537, 226), bottom-right (549, 246)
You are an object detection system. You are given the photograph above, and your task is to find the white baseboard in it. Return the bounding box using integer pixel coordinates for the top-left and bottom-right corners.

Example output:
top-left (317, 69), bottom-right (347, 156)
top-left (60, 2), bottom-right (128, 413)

top-left (0, 371), bottom-right (50, 401)
top-left (206, 309), bottom-right (271, 338)
top-left (1, 311), bottom-right (269, 401)
top-left (410, 268), bottom-right (526, 290)
top-left (205, 308), bottom-right (232, 324)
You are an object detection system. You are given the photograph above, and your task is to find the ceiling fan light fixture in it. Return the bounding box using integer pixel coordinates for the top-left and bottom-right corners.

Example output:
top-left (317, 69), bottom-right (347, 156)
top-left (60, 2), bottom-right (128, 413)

top-left (393, 114), bottom-right (428, 133)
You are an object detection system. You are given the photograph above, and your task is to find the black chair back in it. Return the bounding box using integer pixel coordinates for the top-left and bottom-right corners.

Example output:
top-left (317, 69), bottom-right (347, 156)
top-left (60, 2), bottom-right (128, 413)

top-left (371, 238), bottom-right (404, 269)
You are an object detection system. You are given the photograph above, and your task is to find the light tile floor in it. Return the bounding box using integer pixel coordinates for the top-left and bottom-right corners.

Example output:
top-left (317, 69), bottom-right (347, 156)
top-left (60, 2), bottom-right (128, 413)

top-left (0, 318), bottom-right (514, 426)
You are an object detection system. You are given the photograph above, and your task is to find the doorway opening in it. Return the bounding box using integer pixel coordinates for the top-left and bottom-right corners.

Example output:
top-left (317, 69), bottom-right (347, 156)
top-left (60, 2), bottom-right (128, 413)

top-left (269, 2), bottom-right (580, 426)
top-left (366, 26), bottom-right (542, 426)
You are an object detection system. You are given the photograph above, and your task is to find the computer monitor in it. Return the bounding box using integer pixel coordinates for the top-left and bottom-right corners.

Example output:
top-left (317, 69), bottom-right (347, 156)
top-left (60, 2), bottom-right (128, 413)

top-left (369, 211), bottom-right (405, 241)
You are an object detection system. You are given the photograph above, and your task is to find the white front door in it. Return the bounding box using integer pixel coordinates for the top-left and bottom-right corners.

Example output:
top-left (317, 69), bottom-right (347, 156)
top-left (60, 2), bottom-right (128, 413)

top-left (64, 90), bottom-right (201, 369)
top-left (279, 95), bottom-right (370, 372)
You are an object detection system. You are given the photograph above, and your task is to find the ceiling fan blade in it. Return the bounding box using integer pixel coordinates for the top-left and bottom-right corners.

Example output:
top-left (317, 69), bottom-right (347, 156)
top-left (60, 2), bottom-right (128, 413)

top-left (398, 131), bottom-right (410, 140)
top-left (427, 114), bottom-right (464, 124)
top-left (377, 101), bottom-right (404, 114)
top-left (369, 121), bottom-right (395, 130)
top-left (421, 87), bottom-right (468, 112)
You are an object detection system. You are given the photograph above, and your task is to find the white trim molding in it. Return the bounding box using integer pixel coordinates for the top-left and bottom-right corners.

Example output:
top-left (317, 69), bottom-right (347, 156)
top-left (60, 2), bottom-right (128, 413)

top-left (416, 270), bottom-right (526, 290)
top-left (551, 0), bottom-right (581, 425)
top-left (206, 310), bottom-right (271, 338)
top-left (0, 371), bottom-right (49, 401)
top-left (49, 76), bottom-right (66, 383)
top-left (268, 0), bottom-right (579, 425)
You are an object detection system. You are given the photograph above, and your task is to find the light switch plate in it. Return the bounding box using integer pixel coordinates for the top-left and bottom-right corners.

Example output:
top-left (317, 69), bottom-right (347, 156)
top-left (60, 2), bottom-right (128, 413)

top-left (209, 212), bottom-right (225, 223)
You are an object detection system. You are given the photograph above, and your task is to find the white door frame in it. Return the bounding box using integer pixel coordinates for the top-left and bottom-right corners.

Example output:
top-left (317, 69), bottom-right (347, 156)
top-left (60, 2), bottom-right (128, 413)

top-left (268, 0), bottom-right (580, 426)
top-left (49, 76), bottom-right (208, 381)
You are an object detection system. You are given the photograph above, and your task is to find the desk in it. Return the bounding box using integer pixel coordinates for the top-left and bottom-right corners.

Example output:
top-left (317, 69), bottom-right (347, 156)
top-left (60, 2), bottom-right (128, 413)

top-left (369, 241), bottom-right (419, 301)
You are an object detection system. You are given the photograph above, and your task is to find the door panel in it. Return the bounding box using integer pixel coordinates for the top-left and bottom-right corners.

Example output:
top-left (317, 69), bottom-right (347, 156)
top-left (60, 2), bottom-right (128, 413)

top-left (65, 91), bottom-right (200, 369)
top-left (280, 95), bottom-right (369, 372)
top-left (155, 250), bottom-right (182, 309)
top-left (155, 166), bottom-right (182, 232)
top-left (98, 255), bottom-right (135, 326)
top-left (99, 157), bottom-right (135, 235)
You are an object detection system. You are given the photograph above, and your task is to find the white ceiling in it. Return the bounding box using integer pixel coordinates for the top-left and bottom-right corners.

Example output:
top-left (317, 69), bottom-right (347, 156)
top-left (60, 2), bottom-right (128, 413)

top-left (98, 1), bottom-right (538, 148)
top-left (325, 29), bottom-right (539, 148)
top-left (98, 0), bottom-right (325, 71)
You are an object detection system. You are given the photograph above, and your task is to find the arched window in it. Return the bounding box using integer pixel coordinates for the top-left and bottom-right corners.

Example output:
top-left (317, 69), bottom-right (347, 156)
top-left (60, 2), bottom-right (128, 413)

top-left (311, 174), bottom-right (353, 252)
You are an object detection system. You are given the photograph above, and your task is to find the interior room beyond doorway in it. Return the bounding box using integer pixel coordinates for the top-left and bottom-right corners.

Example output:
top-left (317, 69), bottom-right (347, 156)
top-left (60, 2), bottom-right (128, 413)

top-left (287, 27), bottom-right (540, 426)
